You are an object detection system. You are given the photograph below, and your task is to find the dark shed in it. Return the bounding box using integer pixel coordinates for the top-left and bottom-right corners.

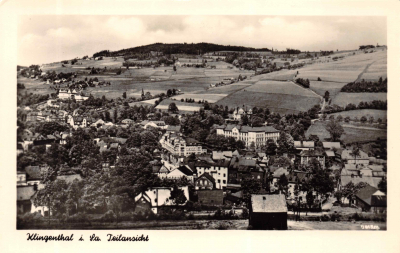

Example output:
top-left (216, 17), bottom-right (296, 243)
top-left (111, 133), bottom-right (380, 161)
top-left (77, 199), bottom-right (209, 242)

top-left (249, 194), bottom-right (288, 230)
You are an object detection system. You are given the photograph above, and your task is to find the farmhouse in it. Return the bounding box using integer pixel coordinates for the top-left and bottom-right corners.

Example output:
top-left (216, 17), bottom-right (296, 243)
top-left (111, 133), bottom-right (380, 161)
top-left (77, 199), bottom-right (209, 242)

top-left (232, 106), bottom-right (252, 120)
top-left (58, 88), bottom-right (89, 101)
top-left (341, 149), bottom-right (369, 165)
top-left (298, 149), bottom-right (326, 169)
top-left (195, 172), bottom-right (216, 190)
top-left (249, 194), bottom-right (288, 230)
top-left (195, 159), bottom-right (230, 190)
top-left (215, 124), bottom-right (280, 148)
top-left (160, 132), bottom-right (207, 157)
top-left (355, 185), bottom-right (386, 213)
top-left (17, 185), bottom-right (36, 214)
top-left (166, 165), bottom-right (194, 182)
top-left (294, 141), bottom-right (315, 150)
top-left (141, 120), bottom-right (167, 129)
top-left (67, 115), bottom-right (92, 128)
top-left (133, 186), bottom-right (189, 214)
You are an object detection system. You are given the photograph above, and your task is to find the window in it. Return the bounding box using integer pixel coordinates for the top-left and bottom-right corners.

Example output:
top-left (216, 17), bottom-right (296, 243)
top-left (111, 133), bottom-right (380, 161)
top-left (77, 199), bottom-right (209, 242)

top-left (218, 179), bottom-right (221, 183)
top-left (223, 174), bottom-right (226, 177)
top-left (223, 180), bottom-right (226, 184)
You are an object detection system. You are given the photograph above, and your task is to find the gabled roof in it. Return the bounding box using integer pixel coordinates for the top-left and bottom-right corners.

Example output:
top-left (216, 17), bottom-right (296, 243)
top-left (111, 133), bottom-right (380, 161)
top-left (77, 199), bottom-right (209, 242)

top-left (175, 165), bottom-right (194, 176)
top-left (273, 167), bottom-right (289, 178)
top-left (299, 149), bottom-right (324, 157)
top-left (166, 125), bottom-right (181, 132)
top-left (212, 151), bottom-right (233, 161)
top-left (25, 166), bottom-right (42, 180)
top-left (325, 151), bottom-right (335, 157)
top-left (251, 194), bottom-right (287, 213)
top-left (17, 185), bottom-right (36, 201)
top-left (355, 185), bottom-right (378, 206)
top-left (294, 141), bottom-right (315, 149)
top-left (196, 172), bottom-right (216, 185)
top-left (322, 142), bottom-right (341, 149)
top-left (56, 174), bottom-right (82, 184)
top-left (341, 149), bottom-right (369, 160)
top-left (340, 176), bottom-right (381, 188)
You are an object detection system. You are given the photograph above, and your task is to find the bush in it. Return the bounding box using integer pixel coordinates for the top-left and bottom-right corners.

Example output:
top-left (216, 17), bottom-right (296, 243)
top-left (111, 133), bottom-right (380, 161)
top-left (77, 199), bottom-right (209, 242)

top-left (321, 214), bottom-right (330, 221)
top-left (216, 221), bottom-right (231, 230)
top-left (101, 210), bottom-right (117, 222)
top-left (317, 77), bottom-right (322, 81)
top-left (67, 212), bottom-right (90, 223)
top-left (17, 212), bottom-right (43, 225)
top-left (241, 208), bottom-right (249, 219)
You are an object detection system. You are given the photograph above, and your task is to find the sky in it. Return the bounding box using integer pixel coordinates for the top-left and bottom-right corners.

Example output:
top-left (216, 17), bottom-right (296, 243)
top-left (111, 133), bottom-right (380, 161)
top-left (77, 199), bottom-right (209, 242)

top-left (18, 16), bottom-right (386, 66)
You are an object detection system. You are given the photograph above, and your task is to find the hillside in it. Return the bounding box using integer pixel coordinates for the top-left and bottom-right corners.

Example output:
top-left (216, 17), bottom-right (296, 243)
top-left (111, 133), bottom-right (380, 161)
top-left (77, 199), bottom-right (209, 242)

top-left (93, 42), bottom-right (272, 58)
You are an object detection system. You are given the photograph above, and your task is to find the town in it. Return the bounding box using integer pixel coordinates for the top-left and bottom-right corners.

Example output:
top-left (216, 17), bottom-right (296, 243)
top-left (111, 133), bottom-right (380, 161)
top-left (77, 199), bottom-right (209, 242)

top-left (17, 41), bottom-right (387, 230)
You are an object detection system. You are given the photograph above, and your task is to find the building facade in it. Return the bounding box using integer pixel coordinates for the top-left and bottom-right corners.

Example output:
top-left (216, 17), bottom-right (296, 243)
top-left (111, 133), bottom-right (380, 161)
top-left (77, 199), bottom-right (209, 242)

top-left (160, 132), bottom-right (207, 157)
top-left (215, 124), bottom-right (280, 148)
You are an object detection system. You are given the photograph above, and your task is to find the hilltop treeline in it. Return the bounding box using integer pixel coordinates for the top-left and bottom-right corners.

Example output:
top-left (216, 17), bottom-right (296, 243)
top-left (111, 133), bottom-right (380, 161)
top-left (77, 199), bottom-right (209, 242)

top-left (341, 78), bottom-right (387, 93)
top-left (359, 45), bottom-right (375, 50)
top-left (93, 43), bottom-right (272, 58)
top-left (325, 100), bottom-right (387, 114)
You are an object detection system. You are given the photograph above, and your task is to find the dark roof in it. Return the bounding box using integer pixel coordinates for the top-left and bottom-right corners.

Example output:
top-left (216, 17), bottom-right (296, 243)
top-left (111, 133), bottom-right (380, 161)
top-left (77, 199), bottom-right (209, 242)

top-left (25, 166), bottom-right (42, 180)
top-left (196, 172), bottom-right (216, 185)
top-left (176, 165), bottom-right (194, 176)
top-left (152, 165), bottom-right (162, 173)
top-left (251, 194), bottom-right (287, 213)
top-left (299, 149), bottom-right (324, 157)
top-left (355, 185), bottom-right (378, 205)
top-left (17, 185), bottom-right (36, 201)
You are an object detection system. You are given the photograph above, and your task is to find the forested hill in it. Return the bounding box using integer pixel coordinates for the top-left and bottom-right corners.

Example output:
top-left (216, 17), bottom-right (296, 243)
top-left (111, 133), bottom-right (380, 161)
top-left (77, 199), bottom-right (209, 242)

top-left (93, 43), bottom-right (272, 58)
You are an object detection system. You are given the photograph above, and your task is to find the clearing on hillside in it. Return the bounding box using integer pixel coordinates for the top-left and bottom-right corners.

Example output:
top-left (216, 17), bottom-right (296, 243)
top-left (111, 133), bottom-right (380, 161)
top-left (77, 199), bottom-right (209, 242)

top-left (306, 121), bottom-right (387, 143)
top-left (329, 109), bottom-right (387, 121)
top-left (331, 92), bottom-right (387, 107)
top-left (246, 80), bottom-right (320, 97)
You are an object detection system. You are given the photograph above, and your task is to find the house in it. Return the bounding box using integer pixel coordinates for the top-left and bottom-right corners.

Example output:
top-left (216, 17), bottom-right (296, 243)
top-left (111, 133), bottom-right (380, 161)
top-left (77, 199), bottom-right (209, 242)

top-left (160, 132), bottom-right (207, 157)
top-left (298, 149), bottom-right (326, 169)
top-left (17, 185), bottom-right (36, 214)
top-left (166, 125), bottom-right (181, 133)
top-left (91, 119), bottom-right (106, 127)
top-left (195, 172), bottom-right (215, 190)
top-left (212, 151), bottom-right (232, 161)
top-left (271, 167), bottom-right (289, 186)
top-left (341, 149), bottom-right (369, 165)
top-left (294, 141), bottom-right (314, 150)
top-left (322, 142), bottom-right (341, 150)
top-left (355, 185), bottom-right (386, 213)
top-left (215, 124), bottom-right (280, 148)
top-left (232, 106), bottom-right (252, 120)
top-left (228, 156), bottom-right (260, 184)
top-left (133, 186), bottom-right (189, 214)
top-left (249, 194), bottom-right (288, 230)
top-left (17, 171), bottom-right (27, 186)
top-left (121, 118), bottom-right (134, 125)
top-left (339, 175), bottom-right (382, 189)
top-left (195, 159), bottom-right (229, 189)
top-left (141, 120), bottom-right (166, 129)
top-left (166, 165), bottom-right (194, 182)
top-left (197, 190), bottom-right (224, 206)
top-left (152, 165), bottom-right (170, 179)
top-left (68, 115), bottom-right (92, 128)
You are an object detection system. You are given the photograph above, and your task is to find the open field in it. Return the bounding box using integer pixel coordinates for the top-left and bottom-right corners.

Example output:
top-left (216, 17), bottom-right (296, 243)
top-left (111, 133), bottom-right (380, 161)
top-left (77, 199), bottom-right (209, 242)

top-left (306, 121), bottom-right (387, 143)
top-left (259, 69), bottom-right (297, 81)
top-left (155, 98), bottom-right (203, 112)
top-left (171, 93), bottom-right (229, 103)
top-left (17, 77), bottom-right (54, 95)
top-left (329, 109), bottom-right (387, 121)
top-left (360, 58), bottom-right (387, 81)
top-left (332, 92), bottom-right (387, 107)
top-left (246, 80), bottom-right (320, 97)
top-left (216, 91), bottom-right (321, 114)
top-left (196, 83), bottom-right (252, 95)
top-left (309, 81), bottom-right (346, 97)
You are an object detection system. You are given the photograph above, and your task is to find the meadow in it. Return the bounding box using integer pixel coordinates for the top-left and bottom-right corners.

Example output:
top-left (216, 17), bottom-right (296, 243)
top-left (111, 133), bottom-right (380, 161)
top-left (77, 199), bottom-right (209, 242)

top-left (329, 109), bottom-right (387, 121)
top-left (309, 81), bottom-right (346, 97)
top-left (215, 91), bottom-right (321, 114)
top-left (306, 121), bottom-right (387, 143)
top-left (259, 69), bottom-right (297, 81)
top-left (246, 80), bottom-right (320, 97)
top-left (331, 92), bottom-right (387, 107)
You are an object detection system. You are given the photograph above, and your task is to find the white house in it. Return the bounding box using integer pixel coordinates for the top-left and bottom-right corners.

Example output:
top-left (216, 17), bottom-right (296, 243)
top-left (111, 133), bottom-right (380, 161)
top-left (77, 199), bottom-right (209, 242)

top-left (134, 186), bottom-right (189, 214)
top-left (341, 149), bottom-right (369, 165)
top-left (166, 165), bottom-right (194, 182)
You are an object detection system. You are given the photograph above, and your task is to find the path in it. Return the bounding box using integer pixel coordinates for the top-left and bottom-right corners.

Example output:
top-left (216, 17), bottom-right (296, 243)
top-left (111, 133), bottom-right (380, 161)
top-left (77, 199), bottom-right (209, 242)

top-left (354, 61), bottom-right (376, 83)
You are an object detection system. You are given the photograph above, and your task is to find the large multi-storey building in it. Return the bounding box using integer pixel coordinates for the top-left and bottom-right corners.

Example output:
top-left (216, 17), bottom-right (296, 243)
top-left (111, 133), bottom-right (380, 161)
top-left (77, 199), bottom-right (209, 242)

top-left (194, 159), bottom-right (230, 190)
top-left (160, 132), bottom-right (207, 157)
top-left (215, 124), bottom-right (280, 148)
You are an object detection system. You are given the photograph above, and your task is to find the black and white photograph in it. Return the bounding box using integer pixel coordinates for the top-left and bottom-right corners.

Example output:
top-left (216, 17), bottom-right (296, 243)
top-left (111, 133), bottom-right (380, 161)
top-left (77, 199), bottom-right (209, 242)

top-left (14, 15), bottom-right (389, 231)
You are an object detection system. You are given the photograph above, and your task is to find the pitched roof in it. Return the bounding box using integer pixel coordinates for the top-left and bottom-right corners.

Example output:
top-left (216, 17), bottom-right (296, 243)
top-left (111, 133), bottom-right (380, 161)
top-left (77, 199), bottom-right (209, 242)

top-left (25, 166), bottom-right (42, 180)
top-left (322, 142), bottom-right (341, 149)
top-left (17, 185), bottom-right (36, 201)
top-left (294, 141), bottom-right (315, 148)
top-left (166, 125), bottom-right (181, 132)
top-left (341, 149), bottom-right (369, 160)
top-left (299, 149), bottom-right (324, 157)
top-left (196, 172), bottom-right (216, 185)
top-left (176, 165), bottom-right (194, 176)
top-left (340, 176), bottom-right (381, 188)
top-left (251, 194), bottom-right (287, 213)
top-left (325, 150), bottom-right (335, 157)
top-left (273, 167), bottom-right (289, 178)
top-left (212, 151), bottom-right (233, 161)
top-left (355, 185), bottom-right (378, 206)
